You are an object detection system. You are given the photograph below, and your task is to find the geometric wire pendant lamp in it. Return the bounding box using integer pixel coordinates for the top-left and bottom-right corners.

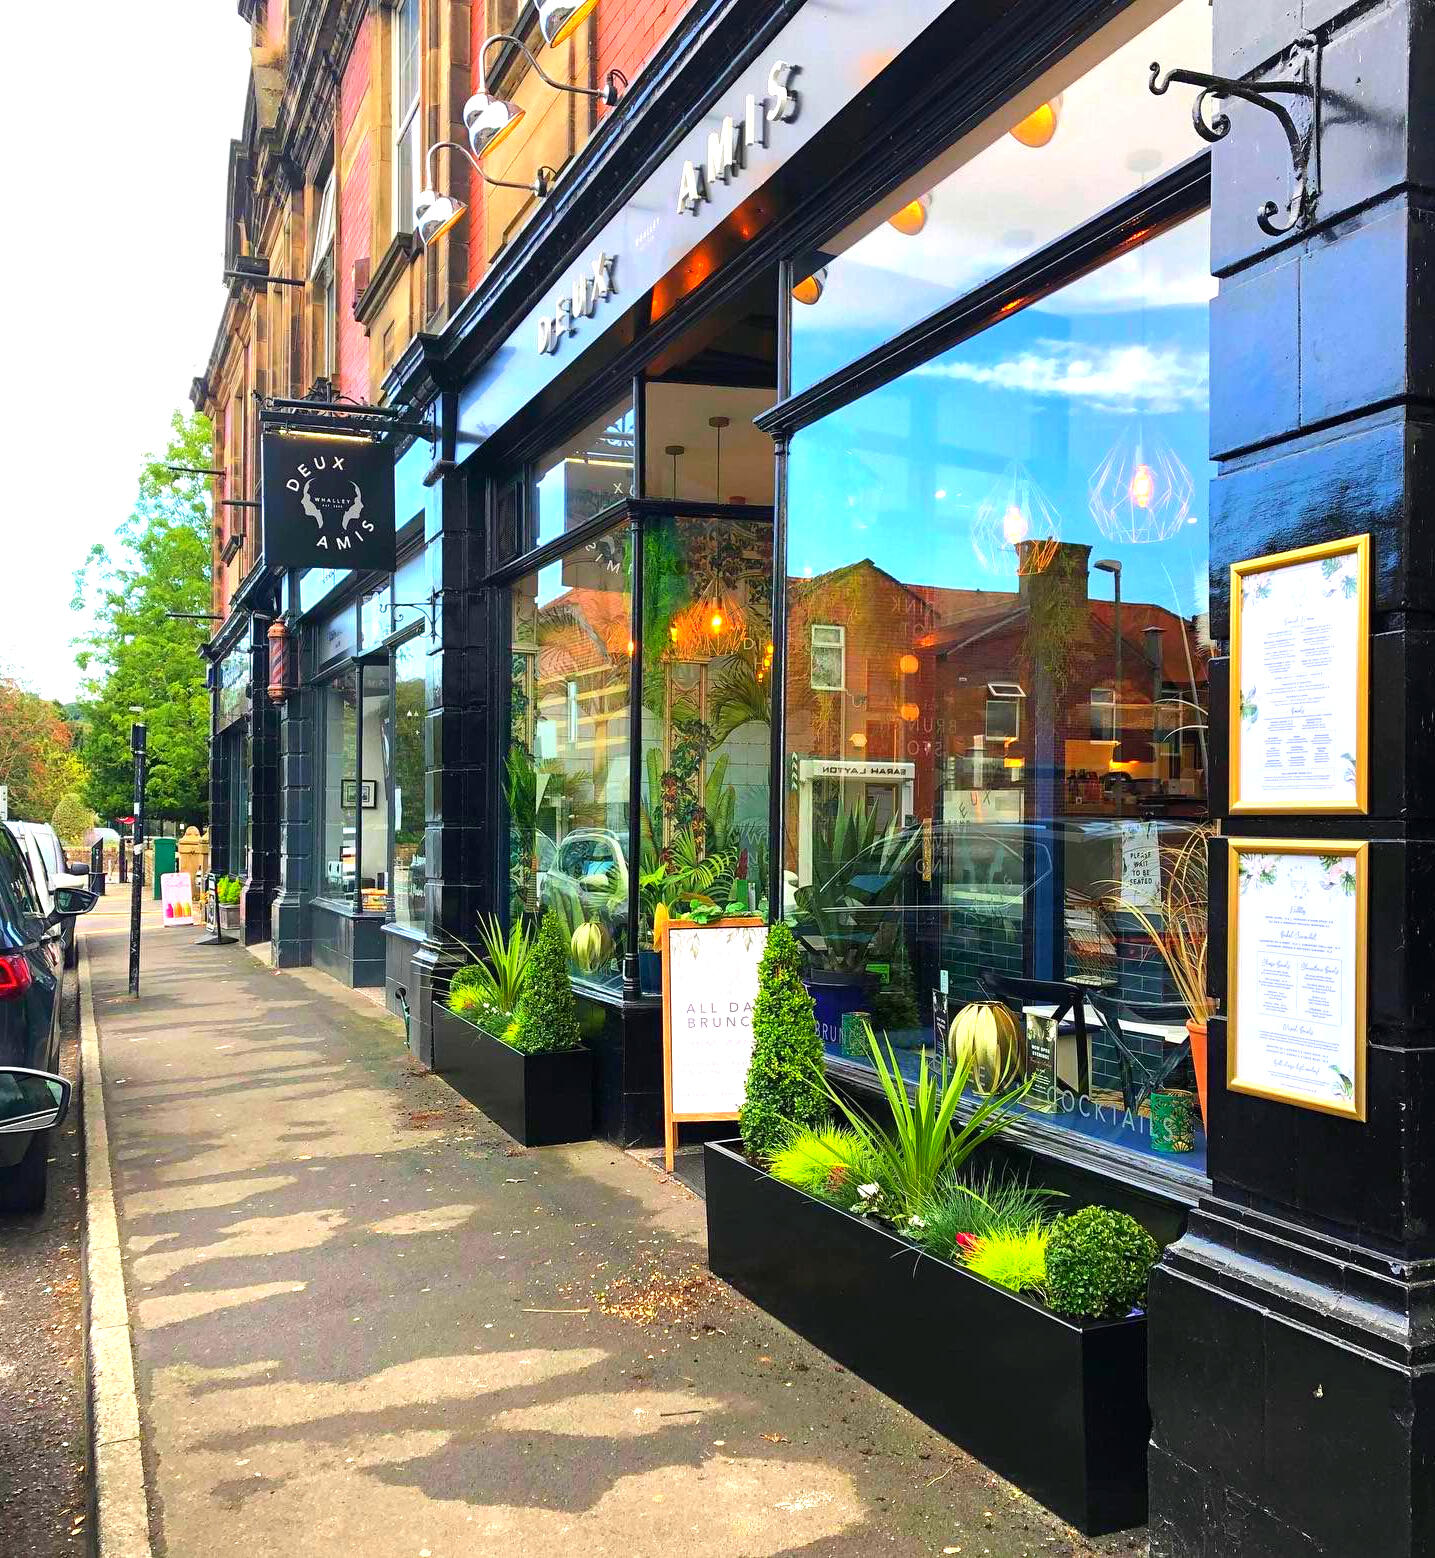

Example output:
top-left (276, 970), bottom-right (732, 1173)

top-left (972, 459), bottom-right (1062, 576)
top-left (1088, 423), bottom-right (1194, 543)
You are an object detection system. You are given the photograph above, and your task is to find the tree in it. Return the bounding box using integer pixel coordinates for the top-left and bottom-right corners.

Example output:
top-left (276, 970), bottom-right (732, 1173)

top-left (72, 411), bottom-right (213, 823)
top-left (0, 675), bottom-right (86, 820)
top-left (51, 792), bottom-right (97, 849)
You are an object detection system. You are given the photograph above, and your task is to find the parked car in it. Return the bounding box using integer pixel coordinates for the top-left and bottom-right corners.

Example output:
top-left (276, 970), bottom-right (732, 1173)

top-left (0, 822), bottom-right (96, 1212)
top-left (9, 820), bottom-right (88, 969)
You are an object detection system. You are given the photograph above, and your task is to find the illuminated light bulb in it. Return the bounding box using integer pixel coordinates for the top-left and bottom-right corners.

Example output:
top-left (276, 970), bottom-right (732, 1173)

top-left (709, 611), bottom-right (724, 633)
top-left (887, 194), bottom-right (931, 236)
top-left (1002, 504), bottom-right (1029, 546)
top-left (791, 268), bottom-right (827, 306)
top-left (669, 624), bottom-right (679, 641)
top-left (900, 702), bottom-right (920, 722)
top-left (626, 639), bottom-right (635, 656)
top-left (849, 732), bottom-right (868, 749)
top-left (1010, 94), bottom-right (1063, 149)
top-left (1129, 462), bottom-right (1156, 509)
top-left (899, 653), bottom-right (919, 674)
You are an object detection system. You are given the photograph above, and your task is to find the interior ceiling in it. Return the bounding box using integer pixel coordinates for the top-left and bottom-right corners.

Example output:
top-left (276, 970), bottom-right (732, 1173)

top-left (645, 271), bottom-right (778, 385)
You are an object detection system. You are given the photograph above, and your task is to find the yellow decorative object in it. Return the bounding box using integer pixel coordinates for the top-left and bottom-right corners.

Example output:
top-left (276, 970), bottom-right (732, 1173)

top-left (948, 1001), bottom-right (1022, 1095)
top-left (652, 901), bottom-right (671, 951)
top-left (571, 920), bottom-right (612, 973)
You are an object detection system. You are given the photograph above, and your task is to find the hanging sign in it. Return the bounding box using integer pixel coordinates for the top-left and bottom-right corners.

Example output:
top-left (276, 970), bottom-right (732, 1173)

top-left (662, 918), bottom-right (768, 1171)
top-left (1227, 839), bottom-right (1367, 1120)
top-left (261, 432), bottom-right (396, 572)
top-left (160, 872), bottom-right (195, 927)
top-left (1229, 535), bottom-right (1369, 814)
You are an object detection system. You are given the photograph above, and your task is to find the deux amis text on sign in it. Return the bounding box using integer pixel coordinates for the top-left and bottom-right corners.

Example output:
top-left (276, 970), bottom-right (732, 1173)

top-left (676, 60), bottom-right (800, 215)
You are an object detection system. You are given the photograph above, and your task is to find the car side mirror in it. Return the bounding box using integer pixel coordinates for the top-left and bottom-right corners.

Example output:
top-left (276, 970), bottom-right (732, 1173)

top-left (52, 886), bottom-right (98, 918)
top-left (0, 1068), bottom-right (71, 1134)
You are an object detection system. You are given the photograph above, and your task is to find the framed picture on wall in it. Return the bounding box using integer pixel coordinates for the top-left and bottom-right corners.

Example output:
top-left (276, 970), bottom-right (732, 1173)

top-left (341, 779), bottom-right (379, 809)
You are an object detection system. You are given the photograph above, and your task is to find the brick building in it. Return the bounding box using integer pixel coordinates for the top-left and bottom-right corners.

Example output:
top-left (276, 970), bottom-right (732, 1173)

top-left (193, 2), bottom-right (1435, 1548)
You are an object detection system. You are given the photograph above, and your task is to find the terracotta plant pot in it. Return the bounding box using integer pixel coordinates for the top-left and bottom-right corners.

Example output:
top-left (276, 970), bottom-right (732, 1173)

top-left (1187, 1019), bottom-right (1208, 1126)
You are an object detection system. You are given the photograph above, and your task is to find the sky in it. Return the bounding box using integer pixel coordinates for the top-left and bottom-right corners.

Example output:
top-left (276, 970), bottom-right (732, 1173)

top-left (0, 5), bottom-right (252, 704)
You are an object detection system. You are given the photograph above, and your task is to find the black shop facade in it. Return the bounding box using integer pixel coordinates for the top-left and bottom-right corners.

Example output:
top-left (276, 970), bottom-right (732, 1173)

top-left (235, 1), bottom-right (1435, 1551)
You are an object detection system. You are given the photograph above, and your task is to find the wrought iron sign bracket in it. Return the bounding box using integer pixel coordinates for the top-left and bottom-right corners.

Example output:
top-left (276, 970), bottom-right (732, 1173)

top-left (1150, 32), bottom-right (1322, 237)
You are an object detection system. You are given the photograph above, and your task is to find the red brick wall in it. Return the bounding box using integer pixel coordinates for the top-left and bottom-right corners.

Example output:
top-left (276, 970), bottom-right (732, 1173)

top-left (463, 0), bottom-right (696, 295)
top-left (265, 0), bottom-right (285, 47)
top-left (336, 17), bottom-right (371, 404)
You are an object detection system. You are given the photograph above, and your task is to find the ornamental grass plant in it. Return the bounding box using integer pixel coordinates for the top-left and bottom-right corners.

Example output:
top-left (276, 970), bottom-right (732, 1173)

top-left (446, 915), bottom-right (533, 1015)
top-left (912, 1170), bottom-right (1062, 1263)
top-left (768, 1125), bottom-right (874, 1205)
top-left (963, 1225), bottom-right (1052, 1296)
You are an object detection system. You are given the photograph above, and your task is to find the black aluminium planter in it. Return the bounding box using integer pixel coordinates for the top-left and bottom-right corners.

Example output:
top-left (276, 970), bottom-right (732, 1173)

top-left (431, 1006), bottom-right (592, 1147)
top-left (704, 1140), bottom-right (1149, 1536)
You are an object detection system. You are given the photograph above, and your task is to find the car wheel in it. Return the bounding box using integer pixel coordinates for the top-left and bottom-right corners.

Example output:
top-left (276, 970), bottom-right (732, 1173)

top-left (0, 1131), bottom-right (49, 1215)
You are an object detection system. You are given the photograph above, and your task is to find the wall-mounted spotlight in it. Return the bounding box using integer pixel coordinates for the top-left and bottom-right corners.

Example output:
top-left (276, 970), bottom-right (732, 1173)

top-left (466, 32), bottom-right (626, 162)
top-left (538, 0), bottom-right (598, 47)
top-left (791, 267), bottom-right (828, 305)
top-left (414, 141), bottom-right (557, 246)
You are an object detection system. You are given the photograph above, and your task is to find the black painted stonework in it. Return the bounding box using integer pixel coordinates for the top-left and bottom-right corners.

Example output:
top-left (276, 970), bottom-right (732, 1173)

top-left (705, 1142), bottom-right (1150, 1536)
top-left (1148, 3), bottom-right (1435, 1552)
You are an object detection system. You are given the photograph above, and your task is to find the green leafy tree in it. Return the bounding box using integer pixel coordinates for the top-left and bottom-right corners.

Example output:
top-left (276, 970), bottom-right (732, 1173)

top-left (72, 412), bottom-right (213, 823)
top-left (0, 675), bottom-right (86, 819)
top-left (512, 911), bottom-right (583, 1053)
top-left (739, 920), bottom-right (826, 1162)
top-left (51, 792), bottom-right (97, 849)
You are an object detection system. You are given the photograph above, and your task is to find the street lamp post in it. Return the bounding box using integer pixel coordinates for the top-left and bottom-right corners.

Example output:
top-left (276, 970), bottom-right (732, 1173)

top-left (129, 721), bottom-right (147, 997)
top-left (1094, 559), bottom-right (1123, 817)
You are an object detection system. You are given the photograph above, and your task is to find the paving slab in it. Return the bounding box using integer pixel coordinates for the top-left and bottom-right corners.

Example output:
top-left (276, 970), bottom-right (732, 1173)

top-left (89, 895), bottom-right (1144, 1558)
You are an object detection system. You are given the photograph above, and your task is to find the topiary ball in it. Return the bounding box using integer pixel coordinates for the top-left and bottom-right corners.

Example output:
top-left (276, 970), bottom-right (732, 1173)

top-left (1045, 1206), bottom-right (1161, 1320)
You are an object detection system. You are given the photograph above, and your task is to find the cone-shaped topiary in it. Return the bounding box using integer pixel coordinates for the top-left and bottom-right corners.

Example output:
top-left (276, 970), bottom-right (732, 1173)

top-left (512, 911), bottom-right (583, 1054)
top-left (739, 920), bottom-right (826, 1162)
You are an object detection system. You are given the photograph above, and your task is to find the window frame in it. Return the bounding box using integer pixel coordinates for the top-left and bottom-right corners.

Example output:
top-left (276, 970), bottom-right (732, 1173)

top-left (310, 170), bottom-right (338, 381)
top-left (393, 0), bottom-right (422, 238)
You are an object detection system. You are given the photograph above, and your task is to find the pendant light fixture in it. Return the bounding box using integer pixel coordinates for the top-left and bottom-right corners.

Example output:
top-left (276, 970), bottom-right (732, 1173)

top-left (972, 460), bottom-right (1062, 576)
top-left (538, 0), bottom-right (598, 48)
top-left (791, 267), bottom-right (827, 305)
top-left (1088, 428), bottom-right (1194, 543)
top-left (466, 32), bottom-right (626, 162)
top-left (1009, 94), bottom-right (1064, 148)
top-left (887, 193), bottom-right (932, 236)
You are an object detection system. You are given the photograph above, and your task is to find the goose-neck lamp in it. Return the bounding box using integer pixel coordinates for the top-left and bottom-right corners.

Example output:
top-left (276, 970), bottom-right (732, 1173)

top-left (465, 32), bottom-right (627, 163)
top-left (414, 141), bottom-right (556, 247)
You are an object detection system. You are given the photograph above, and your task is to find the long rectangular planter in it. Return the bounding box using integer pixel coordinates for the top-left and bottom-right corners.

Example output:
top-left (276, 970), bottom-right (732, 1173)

top-left (432, 1006), bottom-right (592, 1146)
top-left (704, 1139), bottom-right (1149, 1535)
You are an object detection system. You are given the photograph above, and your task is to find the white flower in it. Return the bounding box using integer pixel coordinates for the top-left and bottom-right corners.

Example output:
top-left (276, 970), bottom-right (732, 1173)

top-left (856, 1183), bottom-right (881, 1200)
top-left (908, 1215), bottom-right (926, 1230)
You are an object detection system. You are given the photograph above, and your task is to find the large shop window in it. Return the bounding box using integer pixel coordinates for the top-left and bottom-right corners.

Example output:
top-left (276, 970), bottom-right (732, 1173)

top-left (785, 203), bottom-right (1215, 1174)
top-left (789, 0), bottom-right (1212, 394)
top-left (502, 398), bottom-right (635, 561)
top-left (508, 526), bottom-right (633, 991)
top-left (317, 635), bottom-right (425, 917)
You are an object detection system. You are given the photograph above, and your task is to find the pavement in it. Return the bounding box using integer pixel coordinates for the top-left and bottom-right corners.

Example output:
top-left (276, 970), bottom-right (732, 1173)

top-left (85, 894), bottom-right (1144, 1557)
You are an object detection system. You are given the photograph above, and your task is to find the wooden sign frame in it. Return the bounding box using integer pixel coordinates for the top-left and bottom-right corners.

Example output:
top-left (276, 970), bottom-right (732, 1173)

top-left (661, 916), bottom-right (766, 1172)
top-left (1226, 837), bottom-right (1368, 1121)
top-left (1229, 534), bottom-right (1370, 815)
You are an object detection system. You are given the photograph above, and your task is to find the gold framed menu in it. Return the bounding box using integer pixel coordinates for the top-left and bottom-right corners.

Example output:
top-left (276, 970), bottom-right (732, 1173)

top-left (1229, 535), bottom-right (1370, 815)
top-left (1227, 839), bottom-right (1367, 1121)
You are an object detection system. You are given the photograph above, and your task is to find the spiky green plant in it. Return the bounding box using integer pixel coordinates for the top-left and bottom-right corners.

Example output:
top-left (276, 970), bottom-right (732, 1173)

top-left (913, 1171), bottom-right (1062, 1262)
top-left (964, 1226), bottom-right (1051, 1295)
top-left (511, 911), bottom-right (582, 1054)
top-left (819, 1023), bottom-right (1029, 1220)
top-left (739, 921), bottom-right (826, 1162)
top-left (768, 1125), bottom-right (871, 1203)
